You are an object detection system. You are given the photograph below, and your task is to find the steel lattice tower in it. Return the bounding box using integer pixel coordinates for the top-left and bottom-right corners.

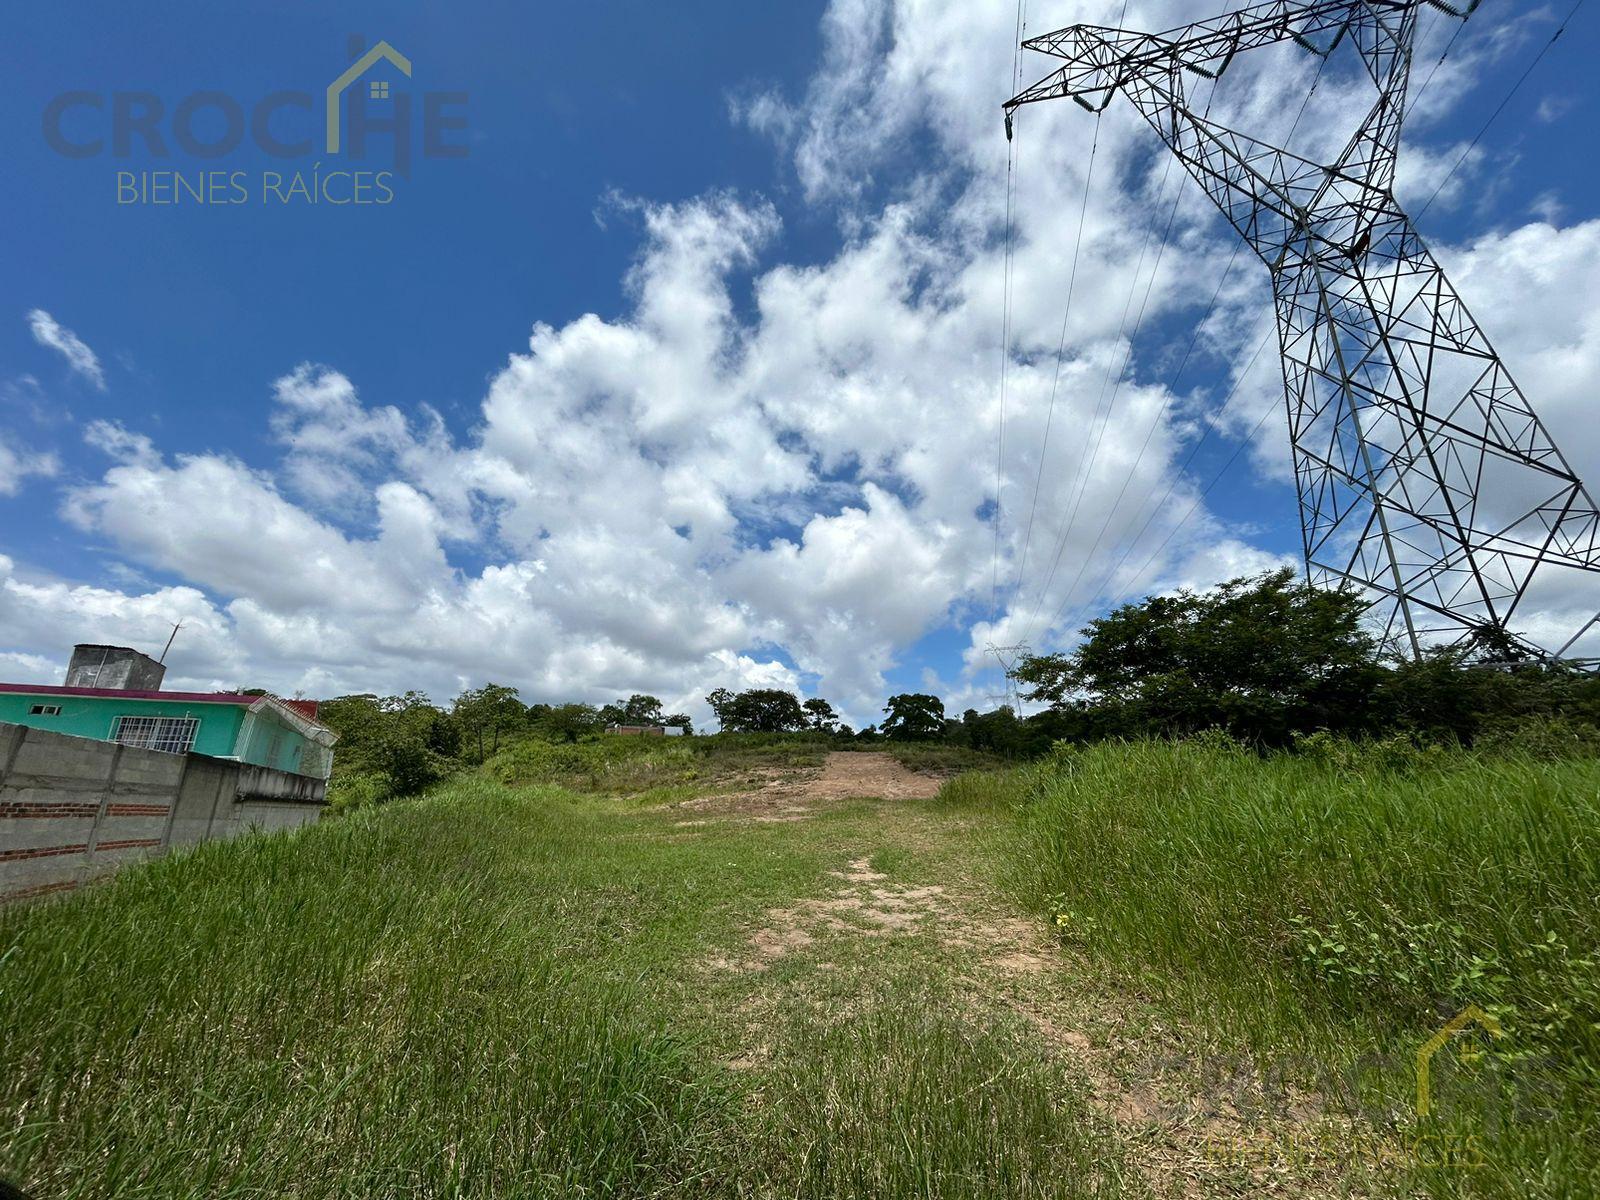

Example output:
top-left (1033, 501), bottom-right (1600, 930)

top-left (1005, 0), bottom-right (1600, 660)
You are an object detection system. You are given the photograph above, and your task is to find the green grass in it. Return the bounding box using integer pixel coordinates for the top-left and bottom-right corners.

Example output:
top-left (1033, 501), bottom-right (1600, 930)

top-left (755, 1001), bottom-right (1122, 1199)
top-left (14, 734), bottom-right (1590, 1197)
top-left (0, 782), bottom-right (739, 1198)
top-left (0, 769), bottom-right (1128, 1200)
top-left (966, 738), bottom-right (1600, 1199)
top-left (879, 744), bottom-right (1008, 775)
top-left (481, 730), bottom-right (836, 797)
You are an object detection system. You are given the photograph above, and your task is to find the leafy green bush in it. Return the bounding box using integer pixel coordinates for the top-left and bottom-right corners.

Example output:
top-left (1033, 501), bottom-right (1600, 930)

top-left (1474, 713), bottom-right (1600, 761)
top-left (485, 736), bottom-right (699, 793)
top-left (324, 771), bottom-right (389, 814)
top-left (880, 743), bottom-right (1002, 774)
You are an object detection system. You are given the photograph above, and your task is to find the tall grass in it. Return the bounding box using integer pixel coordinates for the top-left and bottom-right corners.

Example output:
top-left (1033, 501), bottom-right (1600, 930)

top-left (0, 772), bottom-right (1126, 1199)
top-left (757, 1002), bottom-right (1129, 1199)
top-left (0, 782), bottom-right (730, 1199)
top-left (482, 730), bottom-right (835, 795)
top-left (985, 738), bottom-right (1600, 1197)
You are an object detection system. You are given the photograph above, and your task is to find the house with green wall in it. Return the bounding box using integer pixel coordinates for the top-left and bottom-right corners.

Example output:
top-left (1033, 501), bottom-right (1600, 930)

top-left (0, 684), bottom-right (337, 780)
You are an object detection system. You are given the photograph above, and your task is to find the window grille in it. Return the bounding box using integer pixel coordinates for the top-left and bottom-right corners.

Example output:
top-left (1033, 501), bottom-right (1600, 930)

top-left (111, 715), bottom-right (199, 755)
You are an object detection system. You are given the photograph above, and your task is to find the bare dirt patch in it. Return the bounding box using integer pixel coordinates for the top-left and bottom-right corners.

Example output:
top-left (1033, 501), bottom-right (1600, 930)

top-left (710, 856), bottom-right (952, 974)
top-left (672, 752), bottom-right (942, 824)
top-left (808, 752), bottom-right (945, 801)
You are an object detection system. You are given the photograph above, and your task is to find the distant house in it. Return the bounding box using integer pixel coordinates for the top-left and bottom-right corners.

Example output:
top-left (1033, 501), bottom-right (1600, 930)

top-left (0, 644), bottom-right (337, 780)
top-left (605, 724), bottom-right (684, 737)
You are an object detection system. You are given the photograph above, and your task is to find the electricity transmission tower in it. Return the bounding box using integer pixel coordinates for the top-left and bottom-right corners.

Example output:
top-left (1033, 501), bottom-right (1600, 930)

top-left (984, 642), bottom-right (1031, 713)
top-left (1005, 0), bottom-right (1600, 661)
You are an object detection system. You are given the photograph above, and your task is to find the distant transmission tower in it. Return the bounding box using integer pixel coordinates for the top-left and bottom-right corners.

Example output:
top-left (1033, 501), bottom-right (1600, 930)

top-left (985, 642), bottom-right (1031, 712)
top-left (1005, 0), bottom-right (1600, 661)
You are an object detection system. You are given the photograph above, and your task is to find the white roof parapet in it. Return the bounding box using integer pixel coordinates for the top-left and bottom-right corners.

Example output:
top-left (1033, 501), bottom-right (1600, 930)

top-left (245, 694), bottom-right (340, 747)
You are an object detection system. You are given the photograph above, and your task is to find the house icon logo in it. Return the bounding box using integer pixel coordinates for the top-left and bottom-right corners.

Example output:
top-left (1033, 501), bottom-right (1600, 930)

top-left (42, 33), bottom-right (466, 203)
top-left (1416, 1004), bottom-right (1503, 1117)
top-left (325, 38), bottom-right (412, 154)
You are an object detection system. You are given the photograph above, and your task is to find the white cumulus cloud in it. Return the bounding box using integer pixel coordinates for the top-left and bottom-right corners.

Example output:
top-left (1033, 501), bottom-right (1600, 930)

top-left (6, 0), bottom-right (1599, 717)
top-left (26, 309), bottom-right (106, 390)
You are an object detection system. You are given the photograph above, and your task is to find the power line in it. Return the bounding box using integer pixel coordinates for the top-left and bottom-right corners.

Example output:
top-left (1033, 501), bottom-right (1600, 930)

top-left (1090, 385), bottom-right (1285, 627)
top-left (1406, 3), bottom-right (1470, 120)
top-left (1005, 0), bottom-right (1600, 661)
top-left (1033, 51), bottom-right (1331, 640)
top-left (1016, 154), bottom-right (1183, 634)
top-left (1007, 2), bottom-right (1127, 609)
top-left (1416, 0), bottom-right (1587, 221)
top-left (990, 0), bottom-right (1028, 620)
top-left (1010, 111), bottom-right (1101, 604)
top-left (1021, 148), bottom-right (1182, 639)
top-left (1012, 1), bottom-right (1139, 635)
top-left (1017, 0), bottom-right (1559, 649)
top-left (1018, 95), bottom-right (1198, 641)
top-left (990, 139), bottom-right (1015, 620)
top-left (1040, 323), bottom-right (1278, 640)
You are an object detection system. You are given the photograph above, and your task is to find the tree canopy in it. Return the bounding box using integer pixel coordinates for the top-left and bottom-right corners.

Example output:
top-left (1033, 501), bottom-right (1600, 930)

top-left (1012, 569), bottom-right (1383, 746)
top-left (452, 683), bottom-right (524, 762)
top-left (599, 695), bottom-right (667, 727)
top-left (881, 693), bottom-right (946, 741)
top-left (713, 688), bottom-right (808, 733)
top-left (802, 697), bottom-right (838, 733)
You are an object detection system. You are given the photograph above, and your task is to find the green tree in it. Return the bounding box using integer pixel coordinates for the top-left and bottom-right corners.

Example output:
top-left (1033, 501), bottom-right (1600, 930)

top-left (318, 692), bottom-right (458, 801)
top-left (1374, 650), bottom-right (1600, 747)
top-left (663, 712), bottom-right (695, 735)
top-left (453, 683), bottom-right (523, 762)
top-left (624, 694), bottom-right (665, 724)
top-left (537, 702), bottom-right (602, 743)
top-left (721, 689), bottom-right (807, 733)
top-left (961, 706), bottom-right (1026, 755)
top-left (802, 697), bottom-right (838, 733)
top-left (706, 687), bottom-right (735, 732)
top-left (600, 694), bottom-right (666, 727)
top-left (882, 693), bottom-right (946, 741)
top-left (1013, 568), bottom-right (1381, 746)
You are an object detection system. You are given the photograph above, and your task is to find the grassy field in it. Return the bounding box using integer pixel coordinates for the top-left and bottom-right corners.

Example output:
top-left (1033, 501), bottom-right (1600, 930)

top-left (2, 737), bottom-right (1595, 1198)
top-left (963, 738), bottom-right (1600, 1198)
top-left (0, 756), bottom-right (1128, 1200)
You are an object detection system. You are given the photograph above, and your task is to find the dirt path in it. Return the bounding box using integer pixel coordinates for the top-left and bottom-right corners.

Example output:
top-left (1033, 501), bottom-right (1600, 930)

top-left (691, 751), bottom-right (1372, 1199)
top-left (672, 750), bottom-right (940, 824)
top-left (808, 751), bottom-right (944, 799)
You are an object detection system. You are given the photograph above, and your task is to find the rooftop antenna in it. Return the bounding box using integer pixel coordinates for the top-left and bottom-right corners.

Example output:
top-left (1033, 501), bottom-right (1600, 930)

top-left (158, 620), bottom-right (183, 664)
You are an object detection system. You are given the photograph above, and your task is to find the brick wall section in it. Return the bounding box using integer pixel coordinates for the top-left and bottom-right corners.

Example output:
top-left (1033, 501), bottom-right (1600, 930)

top-left (0, 802), bottom-right (102, 818)
top-left (0, 842), bottom-right (90, 862)
top-left (0, 721), bottom-right (328, 904)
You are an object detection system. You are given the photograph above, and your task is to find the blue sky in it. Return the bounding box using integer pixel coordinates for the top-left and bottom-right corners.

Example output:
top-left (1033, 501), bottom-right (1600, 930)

top-left (3, 1), bottom-right (1598, 725)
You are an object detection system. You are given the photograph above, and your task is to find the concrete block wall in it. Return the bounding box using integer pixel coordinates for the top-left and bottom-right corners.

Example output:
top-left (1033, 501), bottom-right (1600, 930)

top-left (0, 721), bottom-right (326, 903)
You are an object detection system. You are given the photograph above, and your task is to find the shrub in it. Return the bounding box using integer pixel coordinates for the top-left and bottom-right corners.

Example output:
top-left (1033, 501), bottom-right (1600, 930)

top-left (325, 772), bottom-right (389, 814)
